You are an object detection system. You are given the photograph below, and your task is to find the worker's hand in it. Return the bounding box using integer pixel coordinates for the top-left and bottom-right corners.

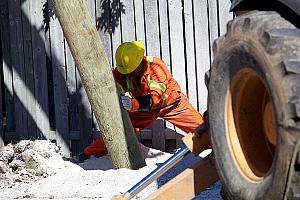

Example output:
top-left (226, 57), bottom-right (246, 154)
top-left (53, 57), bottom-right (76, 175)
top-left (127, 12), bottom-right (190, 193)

top-left (121, 95), bottom-right (132, 111)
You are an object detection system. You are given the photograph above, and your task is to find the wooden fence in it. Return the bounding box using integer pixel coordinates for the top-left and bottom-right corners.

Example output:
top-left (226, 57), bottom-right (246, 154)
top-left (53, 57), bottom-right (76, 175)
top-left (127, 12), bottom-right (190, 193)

top-left (0, 0), bottom-right (233, 157)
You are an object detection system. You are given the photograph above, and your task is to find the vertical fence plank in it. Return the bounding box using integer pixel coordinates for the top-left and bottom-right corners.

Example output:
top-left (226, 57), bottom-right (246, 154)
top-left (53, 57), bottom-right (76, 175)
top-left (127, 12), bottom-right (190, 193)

top-left (110, 0), bottom-right (122, 67)
top-left (194, 0), bottom-right (210, 113)
top-left (8, 0), bottom-right (28, 140)
top-left (121, 0), bottom-right (135, 42)
top-left (183, 0), bottom-right (198, 110)
top-left (157, 0), bottom-right (176, 143)
top-left (96, 0), bottom-right (112, 65)
top-left (208, 0), bottom-right (219, 63)
top-left (157, 0), bottom-right (170, 67)
top-left (218, 0), bottom-right (232, 36)
top-left (22, 0), bottom-right (36, 139)
top-left (65, 45), bottom-right (77, 132)
top-left (144, 0), bottom-right (160, 56)
top-left (66, 40), bottom-right (79, 155)
top-left (0, 0), bottom-right (14, 135)
top-left (48, 0), bottom-right (70, 157)
top-left (31, 0), bottom-right (50, 139)
top-left (134, 0), bottom-right (145, 44)
top-left (168, 0), bottom-right (186, 136)
top-left (158, 0), bottom-right (173, 139)
top-left (168, 0), bottom-right (186, 94)
top-left (77, 71), bottom-right (93, 154)
top-left (143, 0), bottom-right (165, 145)
top-left (0, 37), bottom-right (3, 146)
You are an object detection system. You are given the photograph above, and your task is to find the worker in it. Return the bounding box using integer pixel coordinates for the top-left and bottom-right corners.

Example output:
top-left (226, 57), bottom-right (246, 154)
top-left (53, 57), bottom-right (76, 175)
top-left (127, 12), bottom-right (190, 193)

top-left (76, 41), bottom-right (204, 162)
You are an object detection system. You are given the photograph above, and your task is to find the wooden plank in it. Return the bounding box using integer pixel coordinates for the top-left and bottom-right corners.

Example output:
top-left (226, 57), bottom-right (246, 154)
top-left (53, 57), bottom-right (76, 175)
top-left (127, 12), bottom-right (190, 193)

top-left (65, 43), bottom-right (78, 132)
top-left (48, 0), bottom-right (70, 157)
top-left (144, 0), bottom-right (160, 56)
top-left (87, 0), bottom-right (96, 24)
top-left (183, 0), bottom-right (198, 110)
top-left (22, 0), bottom-right (37, 139)
top-left (143, 0), bottom-right (163, 144)
top-left (77, 71), bottom-right (93, 154)
top-left (121, 0), bottom-right (135, 42)
top-left (0, 36), bottom-right (3, 147)
top-left (145, 153), bottom-right (219, 200)
top-left (96, 0), bottom-right (112, 65)
top-left (31, 0), bottom-right (50, 139)
top-left (168, 0), bottom-right (186, 94)
top-left (157, 0), bottom-right (170, 65)
top-left (218, 0), bottom-right (233, 36)
top-left (110, 0), bottom-right (122, 67)
top-left (194, 0), bottom-right (210, 113)
top-left (65, 38), bottom-right (79, 156)
top-left (8, 0), bottom-right (28, 139)
top-left (165, 0), bottom-right (186, 134)
top-left (134, 0), bottom-right (146, 45)
top-left (0, 0), bottom-right (15, 134)
top-left (208, 0), bottom-right (219, 63)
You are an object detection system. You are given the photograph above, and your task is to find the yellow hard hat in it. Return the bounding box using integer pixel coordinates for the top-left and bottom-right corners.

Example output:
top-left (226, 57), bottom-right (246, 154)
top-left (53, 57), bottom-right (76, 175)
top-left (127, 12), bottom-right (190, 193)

top-left (115, 41), bottom-right (145, 74)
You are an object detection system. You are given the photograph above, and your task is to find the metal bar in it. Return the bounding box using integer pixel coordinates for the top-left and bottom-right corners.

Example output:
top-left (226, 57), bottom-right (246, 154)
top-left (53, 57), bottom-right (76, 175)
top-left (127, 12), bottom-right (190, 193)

top-left (123, 146), bottom-right (190, 199)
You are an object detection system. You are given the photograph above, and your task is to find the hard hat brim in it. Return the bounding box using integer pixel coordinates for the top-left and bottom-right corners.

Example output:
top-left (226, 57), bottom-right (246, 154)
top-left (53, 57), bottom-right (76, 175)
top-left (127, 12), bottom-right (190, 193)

top-left (116, 54), bottom-right (143, 74)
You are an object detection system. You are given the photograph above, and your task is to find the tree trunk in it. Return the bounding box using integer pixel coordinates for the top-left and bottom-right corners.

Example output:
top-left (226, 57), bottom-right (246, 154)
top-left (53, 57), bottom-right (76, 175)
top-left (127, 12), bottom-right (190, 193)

top-left (52, 0), bottom-right (145, 169)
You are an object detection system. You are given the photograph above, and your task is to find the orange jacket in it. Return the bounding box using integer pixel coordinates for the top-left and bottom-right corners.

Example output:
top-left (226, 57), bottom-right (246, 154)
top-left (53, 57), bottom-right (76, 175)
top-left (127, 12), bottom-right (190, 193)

top-left (113, 56), bottom-right (182, 111)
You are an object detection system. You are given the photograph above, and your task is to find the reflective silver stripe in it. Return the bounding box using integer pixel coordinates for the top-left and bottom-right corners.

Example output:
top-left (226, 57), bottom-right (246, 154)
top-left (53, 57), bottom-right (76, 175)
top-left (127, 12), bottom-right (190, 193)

top-left (147, 75), bottom-right (169, 100)
top-left (126, 76), bottom-right (134, 97)
top-left (116, 82), bottom-right (125, 94)
top-left (145, 56), bottom-right (153, 68)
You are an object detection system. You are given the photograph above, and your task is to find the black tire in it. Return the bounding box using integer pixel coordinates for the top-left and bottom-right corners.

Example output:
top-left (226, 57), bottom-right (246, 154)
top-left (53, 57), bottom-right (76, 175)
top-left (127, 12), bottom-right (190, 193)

top-left (208, 11), bottom-right (300, 199)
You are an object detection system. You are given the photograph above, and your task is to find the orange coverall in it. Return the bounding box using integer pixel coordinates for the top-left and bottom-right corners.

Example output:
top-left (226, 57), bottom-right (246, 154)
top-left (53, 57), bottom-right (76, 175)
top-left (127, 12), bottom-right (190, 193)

top-left (84, 56), bottom-right (204, 157)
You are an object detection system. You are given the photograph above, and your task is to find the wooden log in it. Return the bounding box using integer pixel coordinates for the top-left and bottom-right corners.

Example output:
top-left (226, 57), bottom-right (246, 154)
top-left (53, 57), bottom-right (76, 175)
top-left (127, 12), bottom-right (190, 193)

top-left (52, 0), bottom-right (146, 169)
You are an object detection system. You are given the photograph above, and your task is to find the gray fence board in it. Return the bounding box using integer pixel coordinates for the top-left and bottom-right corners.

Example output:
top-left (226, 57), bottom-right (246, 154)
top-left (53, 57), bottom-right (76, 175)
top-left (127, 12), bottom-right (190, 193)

top-left (8, 0), bottom-right (28, 139)
top-left (208, 0), bottom-right (219, 64)
top-left (77, 73), bottom-right (93, 154)
top-left (184, 0), bottom-right (198, 110)
top-left (166, 0), bottom-right (187, 135)
top-left (168, 0), bottom-right (186, 94)
top-left (144, 0), bottom-right (160, 56)
top-left (96, 0), bottom-right (113, 65)
top-left (0, 0), bottom-right (232, 152)
top-left (0, 35), bottom-right (3, 147)
top-left (134, 0), bottom-right (146, 45)
top-left (22, 0), bottom-right (36, 139)
top-left (194, 0), bottom-right (210, 113)
top-left (0, 0), bottom-right (14, 135)
top-left (48, 0), bottom-right (70, 156)
top-left (218, 0), bottom-right (233, 35)
top-left (157, 0), bottom-right (170, 65)
top-left (110, 0), bottom-right (122, 67)
top-left (31, 0), bottom-right (50, 139)
top-left (121, 0), bottom-right (135, 42)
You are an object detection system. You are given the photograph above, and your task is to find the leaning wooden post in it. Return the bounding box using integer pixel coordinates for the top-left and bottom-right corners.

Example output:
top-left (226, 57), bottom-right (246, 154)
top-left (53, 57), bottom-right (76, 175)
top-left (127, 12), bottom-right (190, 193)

top-left (52, 0), bottom-right (145, 169)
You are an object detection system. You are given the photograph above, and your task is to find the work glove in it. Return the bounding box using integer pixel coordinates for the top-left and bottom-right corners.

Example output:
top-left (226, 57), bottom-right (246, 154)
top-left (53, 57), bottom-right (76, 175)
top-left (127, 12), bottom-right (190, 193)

top-left (121, 95), bottom-right (132, 111)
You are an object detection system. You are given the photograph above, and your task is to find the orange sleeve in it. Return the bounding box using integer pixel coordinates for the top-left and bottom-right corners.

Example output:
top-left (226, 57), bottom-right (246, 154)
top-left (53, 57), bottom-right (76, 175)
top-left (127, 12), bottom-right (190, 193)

top-left (147, 58), bottom-right (180, 109)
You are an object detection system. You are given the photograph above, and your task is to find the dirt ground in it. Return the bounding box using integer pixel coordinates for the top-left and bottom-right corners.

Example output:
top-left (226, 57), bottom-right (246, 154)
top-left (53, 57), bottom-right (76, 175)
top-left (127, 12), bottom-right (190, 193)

top-left (0, 140), bottom-right (222, 200)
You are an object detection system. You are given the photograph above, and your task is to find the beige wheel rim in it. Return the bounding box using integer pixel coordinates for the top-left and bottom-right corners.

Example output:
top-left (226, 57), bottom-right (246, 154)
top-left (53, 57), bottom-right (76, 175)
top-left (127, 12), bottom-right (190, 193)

top-left (225, 68), bottom-right (276, 182)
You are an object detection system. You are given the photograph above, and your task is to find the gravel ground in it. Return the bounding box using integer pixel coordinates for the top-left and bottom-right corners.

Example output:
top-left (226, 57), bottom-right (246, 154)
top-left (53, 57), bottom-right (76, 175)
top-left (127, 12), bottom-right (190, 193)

top-left (0, 140), bottom-right (222, 200)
